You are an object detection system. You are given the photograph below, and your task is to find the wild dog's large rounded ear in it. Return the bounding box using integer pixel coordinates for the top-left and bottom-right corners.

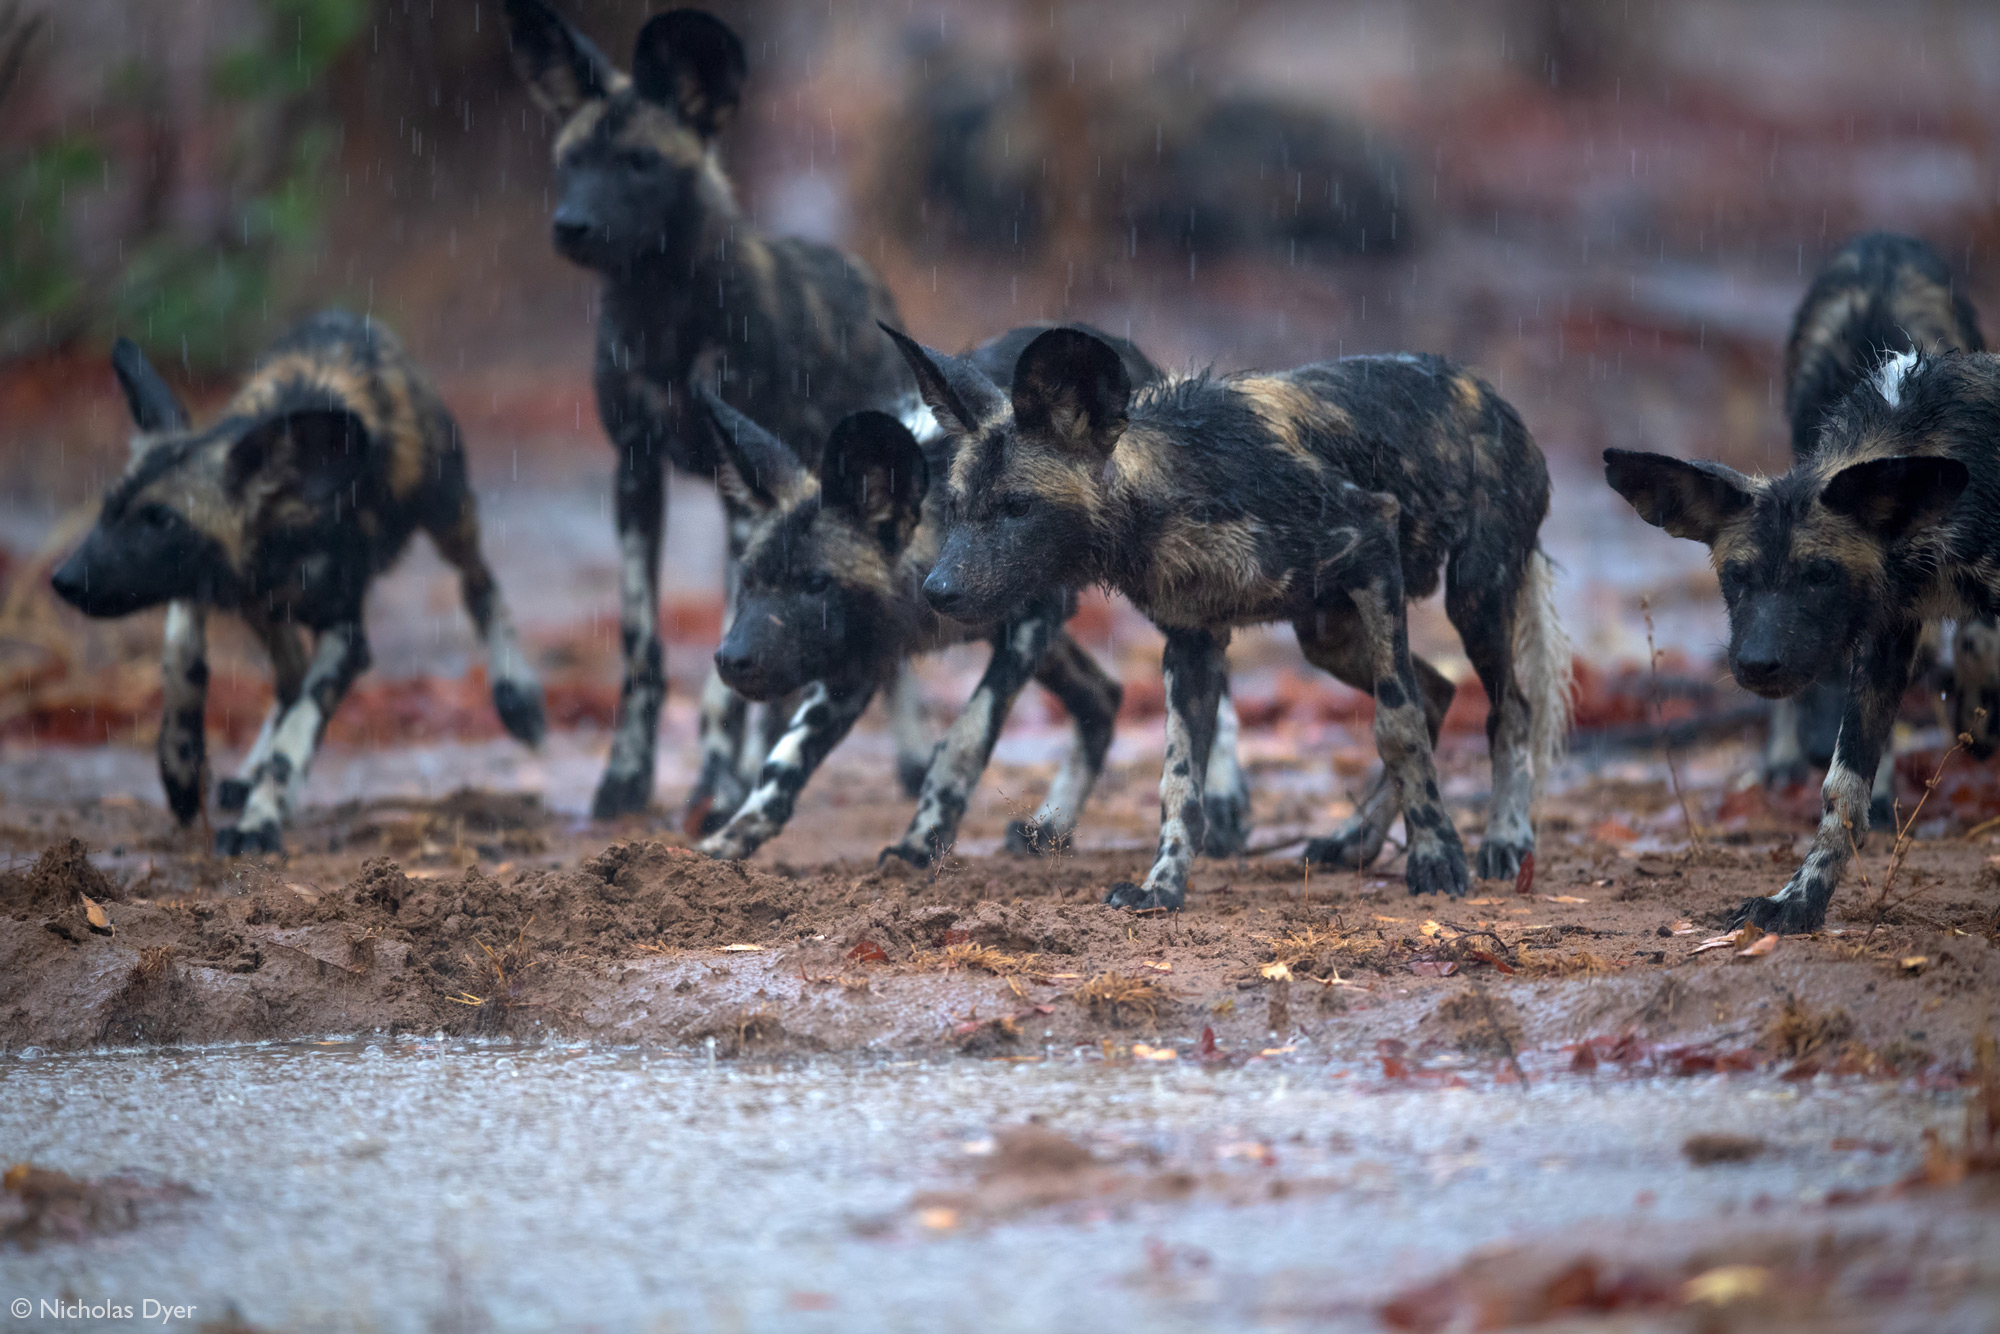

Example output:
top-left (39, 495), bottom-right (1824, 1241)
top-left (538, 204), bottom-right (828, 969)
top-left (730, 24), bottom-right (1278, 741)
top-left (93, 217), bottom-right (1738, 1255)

top-left (1011, 327), bottom-right (1131, 463)
top-left (632, 10), bottom-right (746, 138)
top-left (822, 411), bottom-right (928, 552)
top-left (110, 338), bottom-right (189, 432)
top-left (226, 410), bottom-right (367, 499)
top-left (1821, 454), bottom-right (1969, 543)
top-left (504, 0), bottom-right (613, 118)
top-left (1603, 449), bottom-right (1754, 545)
top-left (879, 322), bottom-right (1006, 435)
top-left (694, 384), bottom-right (801, 511)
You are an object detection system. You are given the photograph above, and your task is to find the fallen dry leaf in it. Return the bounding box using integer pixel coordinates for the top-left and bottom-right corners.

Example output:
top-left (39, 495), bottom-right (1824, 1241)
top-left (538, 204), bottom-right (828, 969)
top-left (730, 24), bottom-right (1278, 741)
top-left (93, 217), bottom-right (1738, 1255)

top-left (1467, 948), bottom-right (1516, 974)
top-left (79, 894), bottom-right (109, 932)
top-left (1140, 960), bottom-right (1173, 974)
top-left (1514, 849), bottom-right (1537, 895)
top-left (1682, 1265), bottom-right (1769, 1305)
top-left (917, 1207), bottom-right (958, 1231)
top-left (1130, 1043), bottom-right (1178, 1062)
top-left (1419, 920), bottom-right (1444, 938)
top-left (1541, 895), bottom-right (1589, 904)
top-left (845, 939), bottom-right (888, 964)
top-left (1408, 960), bottom-right (1459, 978)
top-left (1900, 955), bottom-right (1929, 973)
top-left (1259, 1046), bottom-right (1296, 1057)
top-left (1670, 920), bottom-right (1695, 934)
top-left (1260, 961), bottom-right (1294, 982)
top-left (1736, 932), bottom-right (1779, 958)
top-left (720, 943), bottom-right (764, 953)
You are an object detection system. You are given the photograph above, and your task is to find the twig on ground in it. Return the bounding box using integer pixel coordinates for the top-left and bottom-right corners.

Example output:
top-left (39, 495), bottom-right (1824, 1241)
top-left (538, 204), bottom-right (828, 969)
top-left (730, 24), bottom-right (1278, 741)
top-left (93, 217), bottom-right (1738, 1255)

top-left (1862, 728), bottom-right (1970, 943)
top-left (1641, 596), bottom-right (1703, 852)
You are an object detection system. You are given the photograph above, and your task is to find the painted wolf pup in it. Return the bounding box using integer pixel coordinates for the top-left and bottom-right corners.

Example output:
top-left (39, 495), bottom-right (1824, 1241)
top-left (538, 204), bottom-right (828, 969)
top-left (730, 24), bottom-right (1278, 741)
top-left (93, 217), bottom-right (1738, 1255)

top-left (1606, 346), bottom-right (2000, 932)
top-left (51, 312), bottom-right (545, 854)
top-left (503, 1), bottom-right (920, 830)
top-left (890, 328), bottom-right (1571, 909)
top-left (1765, 233), bottom-right (1987, 803)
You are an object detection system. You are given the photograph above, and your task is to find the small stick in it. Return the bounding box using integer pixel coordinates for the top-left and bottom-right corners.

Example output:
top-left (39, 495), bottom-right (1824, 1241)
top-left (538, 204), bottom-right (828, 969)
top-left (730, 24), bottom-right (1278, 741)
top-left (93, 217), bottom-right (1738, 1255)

top-left (1641, 596), bottom-right (1704, 852)
top-left (1863, 728), bottom-right (1969, 944)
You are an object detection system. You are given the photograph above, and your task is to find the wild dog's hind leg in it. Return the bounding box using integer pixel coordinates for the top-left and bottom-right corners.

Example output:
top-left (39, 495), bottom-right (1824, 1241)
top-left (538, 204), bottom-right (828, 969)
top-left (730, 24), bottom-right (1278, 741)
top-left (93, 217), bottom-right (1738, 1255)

top-left (1446, 547), bottom-right (1533, 879)
top-left (886, 600), bottom-right (1062, 868)
top-left (218, 613), bottom-right (309, 814)
top-left (1294, 604), bottom-right (1455, 872)
top-left (1006, 630), bottom-right (1121, 856)
top-left (157, 601), bottom-right (209, 826)
top-left (1735, 622), bottom-right (1918, 934)
top-left (1202, 681), bottom-right (1253, 856)
top-left (595, 449), bottom-right (667, 820)
top-left (1107, 628), bottom-right (1228, 912)
top-left (217, 623), bottom-right (371, 856)
top-left (698, 681), bottom-right (874, 860)
top-left (427, 493), bottom-right (546, 746)
top-left (685, 526), bottom-right (752, 835)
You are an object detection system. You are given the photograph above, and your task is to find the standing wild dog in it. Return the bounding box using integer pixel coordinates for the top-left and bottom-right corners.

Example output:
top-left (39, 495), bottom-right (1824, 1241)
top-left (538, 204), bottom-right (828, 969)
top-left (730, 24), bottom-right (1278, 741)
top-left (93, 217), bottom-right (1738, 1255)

top-left (502, 1), bottom-right (923, 830)
top-left (1765, 233), bottom-right (1988, 806)
top-left (694, 324), bottom-right (1253, 865)
top-left (1603, 349), bottom-right (2000, 931)
top-left (890, 328), bottom-right (1571, 909)
top-left (50, 312), bottom-right (545, 854)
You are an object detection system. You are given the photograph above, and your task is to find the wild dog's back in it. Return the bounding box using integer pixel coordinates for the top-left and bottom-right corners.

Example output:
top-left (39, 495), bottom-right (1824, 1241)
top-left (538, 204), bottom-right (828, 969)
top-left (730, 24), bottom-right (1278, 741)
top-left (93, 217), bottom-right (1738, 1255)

top-left (1785, 232), bottom-right (1983, 459)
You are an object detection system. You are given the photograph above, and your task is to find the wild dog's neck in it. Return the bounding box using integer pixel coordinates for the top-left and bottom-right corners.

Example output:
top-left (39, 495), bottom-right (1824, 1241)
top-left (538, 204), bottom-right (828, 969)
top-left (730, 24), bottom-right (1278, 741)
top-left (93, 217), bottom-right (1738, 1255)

top-left (1091, 439), bottom-right (1166, 598)
top-left (596, 177), bottom-right (759, 378)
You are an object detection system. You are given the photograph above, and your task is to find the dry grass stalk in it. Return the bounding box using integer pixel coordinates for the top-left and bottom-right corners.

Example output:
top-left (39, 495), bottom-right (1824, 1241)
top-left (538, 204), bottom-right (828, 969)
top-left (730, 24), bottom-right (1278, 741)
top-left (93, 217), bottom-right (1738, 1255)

top-left (1769, 995), bottom-right (1856, 1061)
top-left (1072, 972), bottom-right (1168, 1025)
top-left (928, 941), bottom-right (1033, 975)
top-left (1855, 729), bottom-right (1969, 943)
top-left (1641, 595), bottom-right (1703, 852)
top-left (1517, 947), bottom-right (1609, 978)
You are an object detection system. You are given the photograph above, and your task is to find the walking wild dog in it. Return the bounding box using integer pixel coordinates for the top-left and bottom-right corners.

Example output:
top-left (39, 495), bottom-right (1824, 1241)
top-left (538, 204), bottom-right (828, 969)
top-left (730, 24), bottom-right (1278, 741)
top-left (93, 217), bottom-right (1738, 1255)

top-left (889, 328), bottom-right (1571, 909)
top-left (1764, 233), bottom-right (1988, 808)
top-left (50, 313), bottom-right (545, 854)
top-left (1604, 346), bottom-right (2000, 931)
top-left (693, 324), bottom-right (1253, 865)
top-left (503, 1), bottom-right (923, 830)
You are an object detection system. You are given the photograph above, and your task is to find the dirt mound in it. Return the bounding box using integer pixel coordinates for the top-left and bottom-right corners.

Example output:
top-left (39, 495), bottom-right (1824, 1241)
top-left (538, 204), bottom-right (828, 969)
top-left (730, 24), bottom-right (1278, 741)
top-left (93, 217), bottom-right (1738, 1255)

top-left (1, 837), bottom-right (121, 912)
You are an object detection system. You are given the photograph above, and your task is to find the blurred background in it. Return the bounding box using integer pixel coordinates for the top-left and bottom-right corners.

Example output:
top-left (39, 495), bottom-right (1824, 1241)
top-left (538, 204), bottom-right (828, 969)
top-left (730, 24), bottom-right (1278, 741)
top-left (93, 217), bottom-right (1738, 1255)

top-left (5, 0), bottom-right (2000, 835)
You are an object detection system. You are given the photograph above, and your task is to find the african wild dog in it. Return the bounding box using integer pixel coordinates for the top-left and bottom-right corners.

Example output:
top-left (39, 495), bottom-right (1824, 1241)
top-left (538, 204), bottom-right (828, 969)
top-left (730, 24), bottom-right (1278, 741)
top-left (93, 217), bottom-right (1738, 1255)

top-left (1604, 349), bottom-right (2000, 932)
top-left (1764, 233), bottom-right (1988, 810)
top-left (693, 323), bottom-right (1251, 864)
top-left (890, 328), bottom-right (1572, 909)
top-left (50, 312), bottom-right (545, 854)
top-left (503, 1), bottom-right (926, 830)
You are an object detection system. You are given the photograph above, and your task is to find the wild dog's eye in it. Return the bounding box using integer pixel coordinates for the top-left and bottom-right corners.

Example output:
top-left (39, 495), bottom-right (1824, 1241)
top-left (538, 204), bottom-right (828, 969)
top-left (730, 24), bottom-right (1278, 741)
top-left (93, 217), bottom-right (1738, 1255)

top-left (1719, 561), bottom-right (1750, 590)
top-left (1802, 559), bottom-right (1841, 587)
top-left (1001, 495), bottom-right (1034, 520)
top-left (801, 570), bottom-right (832, 595)
top-left (140, 506), bottom-right (171, 531)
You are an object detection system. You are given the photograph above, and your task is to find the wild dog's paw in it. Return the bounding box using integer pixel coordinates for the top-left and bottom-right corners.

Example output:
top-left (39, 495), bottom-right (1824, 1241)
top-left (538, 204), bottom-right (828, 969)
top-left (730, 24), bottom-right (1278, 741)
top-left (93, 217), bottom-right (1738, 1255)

top-left (1005, 819), bottom-right (1070, 857)
top-left (591, 768), bottom-right (654, 821)
top-left (493, 678), bottom-right (547, 748)
top-left (697, 829), bottom-right (753, 861)
top-left (879, 841), bottom-right (934, 871)
top-left (215, 822), bottom-right (282, 858)
top-left (1104, 880), bottom-right (1185, 912)
top-left (1303, 817), bottom-right (1387, 870)
top-left (1405, 836), bottom-right (1470, 898)
top-left (681, 770), bottom-right (749, 838)
top-left (1201, 789), bottom-right (1251, 858)
top-left (216, 778), bottom-right (250, 813)
top-left (1730, 890), bottom-right (1826, 935)
top-left (1475, 838), bottom-right (1532, 881)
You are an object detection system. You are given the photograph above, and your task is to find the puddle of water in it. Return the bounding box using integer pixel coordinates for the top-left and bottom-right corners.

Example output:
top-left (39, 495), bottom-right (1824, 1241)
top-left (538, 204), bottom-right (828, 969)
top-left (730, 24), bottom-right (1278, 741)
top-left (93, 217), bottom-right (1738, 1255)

top-left (0, 1041), bottom-right (1975, 1332)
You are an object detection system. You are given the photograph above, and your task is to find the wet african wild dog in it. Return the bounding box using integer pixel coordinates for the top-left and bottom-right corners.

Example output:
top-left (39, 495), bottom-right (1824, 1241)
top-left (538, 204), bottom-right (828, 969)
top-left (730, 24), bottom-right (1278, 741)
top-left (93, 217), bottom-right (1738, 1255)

top-left (1604, 347), bottom-right (2000, 932)
top-left (694, 324), bottom-right (1253, 865)
top-left (502, 0), bottom-right (925, 831)
top-left (1763, 233), bottom-right (1987, 816)
top-left (889, 328), bottom-right (1573, 910)
top-left (49, 313), bottom-right (545, 854)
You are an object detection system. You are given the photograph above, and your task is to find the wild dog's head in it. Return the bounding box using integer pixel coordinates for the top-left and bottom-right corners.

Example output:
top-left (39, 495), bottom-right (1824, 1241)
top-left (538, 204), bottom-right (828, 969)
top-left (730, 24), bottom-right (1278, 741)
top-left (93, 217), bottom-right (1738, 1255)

top-left (52, 340), bottom-right (368, 618)
top-left (1605, 362), bottom-right (1967, 699)
top-left (698, 388), bottom-right (928, 700)
top-left (505, 0), bottom-right (744, 273)
top-left (883, 324), bottom-right (1131, 623)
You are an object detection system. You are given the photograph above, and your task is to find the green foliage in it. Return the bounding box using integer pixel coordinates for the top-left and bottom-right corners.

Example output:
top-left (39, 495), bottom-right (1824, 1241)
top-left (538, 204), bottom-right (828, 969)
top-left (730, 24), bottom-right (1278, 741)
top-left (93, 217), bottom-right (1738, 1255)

top-left (0, 136), bottom-right (102, 347)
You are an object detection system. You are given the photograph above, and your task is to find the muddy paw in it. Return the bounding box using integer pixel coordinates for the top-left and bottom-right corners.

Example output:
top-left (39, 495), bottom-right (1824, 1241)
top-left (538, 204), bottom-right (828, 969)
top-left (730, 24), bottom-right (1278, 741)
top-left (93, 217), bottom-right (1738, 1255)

top-left (1302, 818), bottom-right (1386, 870)
top-left (1475, 839), bottom-right (1531, 881)
top-left (215, 822), bottom-right (282, 858)
top-left (1104, 880), bottom-right (1184, 911)
top-left (592, 768), bottom-right (654, 821)
top-left (215, 778), bottom-right (250, 813)
top-left (493, 678), bottom-right (547, 748)
top-left (1730, 892), bottom-right (1825, 935)
top-left (1005, 819), bottom-right (1068, 857)
top-left (1405, 839), bottom-right (1470, 897)
top-left (1201, 790), bottom-right (1251, 858)
top-left (879, 842), bottom-right (934, 871)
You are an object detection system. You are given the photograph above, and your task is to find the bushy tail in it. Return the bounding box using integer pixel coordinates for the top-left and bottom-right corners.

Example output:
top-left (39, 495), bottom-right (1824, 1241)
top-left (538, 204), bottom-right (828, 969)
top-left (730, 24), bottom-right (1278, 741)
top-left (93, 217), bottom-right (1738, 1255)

top-left (1512, 547), bottom-right (1573, 807)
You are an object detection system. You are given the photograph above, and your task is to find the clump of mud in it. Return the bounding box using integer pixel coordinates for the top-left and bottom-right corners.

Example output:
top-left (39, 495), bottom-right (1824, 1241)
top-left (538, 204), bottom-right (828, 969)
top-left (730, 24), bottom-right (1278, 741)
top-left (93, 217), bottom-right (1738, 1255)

top-left (0, 837), bottom-right (121, 945)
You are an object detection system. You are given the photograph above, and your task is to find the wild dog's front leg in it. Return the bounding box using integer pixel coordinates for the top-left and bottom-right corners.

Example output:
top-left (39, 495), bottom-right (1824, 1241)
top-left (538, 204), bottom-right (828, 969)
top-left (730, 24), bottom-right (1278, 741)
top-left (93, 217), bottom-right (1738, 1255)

top-left (156, 601), bottom-right (209, 826)
top-left (595, 451), bottom-right (667, 820)
top-left (1348, 575), bottom-right (1469, 897)
top-left (428, 493), bottom-right (546, 746)
top-left (217, 623), bottom-right (370, 856)
top-left (699, 681), bottom-right (873, 860)
top-left (887, 607), bottom-right (1059, 868)
top-left (886, 662), bottom-right (935, 799)
top-left (685, 520), bottom-right (753, 835)
top-left (1202, 683), bottom-right (1252, 856)
top-left (217, 614), bottom-right (308, 814)
top-left (1736, 625), bottom-right (1916, 934)
top-left (1006, 630), bottom-right (1122, 856)
top-left (1107, 629), bottom-right (1227, 911)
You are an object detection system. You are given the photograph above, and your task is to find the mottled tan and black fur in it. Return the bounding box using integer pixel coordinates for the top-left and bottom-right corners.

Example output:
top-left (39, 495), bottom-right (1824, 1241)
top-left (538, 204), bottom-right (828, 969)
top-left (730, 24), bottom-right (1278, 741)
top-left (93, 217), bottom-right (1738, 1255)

top-left (1767, 232), bottom-right (1988, 799)
top-left (892, 328), bottom-right (1571, 910)
top-left (51, 312), bottom-right (544, 854)
top-left (1605, 348), bottom-right (2000, 931)
top-left (503, 1), bottom-right (923, 830)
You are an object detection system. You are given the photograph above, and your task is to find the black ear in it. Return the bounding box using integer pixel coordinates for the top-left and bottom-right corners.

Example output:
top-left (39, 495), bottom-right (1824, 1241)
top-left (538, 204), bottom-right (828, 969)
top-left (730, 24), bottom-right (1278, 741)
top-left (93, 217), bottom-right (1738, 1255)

top-left (694, 384), bottom-right (802, 511)
top-left (110, 338), bottom-right (188, 432)
top-left (227, 411), bottom-right (367, 499)
top-left (1603, 449), bottom-right (1755, 545)
top-left (1821, 454), bottom-right (1969, 543)
top-left (504, 0), bottom-right (612, 117)
top-left (1012, 327), bottom-right (1131, 462)
top-left (879, 322), bottom-right (1006, 435)
top-left (632, 10), bottom-right (745, 138)
top-left (821, 411), bottom-right (928, 551)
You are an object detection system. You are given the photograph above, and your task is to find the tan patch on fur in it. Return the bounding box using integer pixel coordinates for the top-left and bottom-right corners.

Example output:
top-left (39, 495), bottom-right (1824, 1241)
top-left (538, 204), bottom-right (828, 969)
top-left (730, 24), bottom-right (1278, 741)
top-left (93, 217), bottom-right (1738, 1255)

top-left (1234, 377), bottom-right (1343, 469)
top-left (617, 100), bottom-right (709, 170)
top-left (1889, 268), bottom-right (1973, 350)
top-left (1144, 515), bottom-right (1290, 626)
top-left (552, 100), bottom-right (607, 161)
